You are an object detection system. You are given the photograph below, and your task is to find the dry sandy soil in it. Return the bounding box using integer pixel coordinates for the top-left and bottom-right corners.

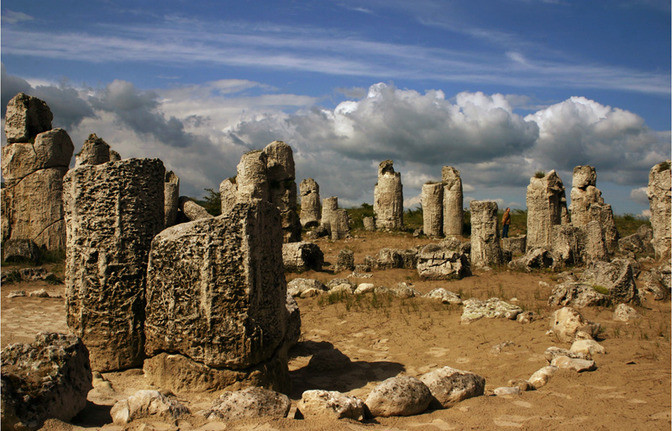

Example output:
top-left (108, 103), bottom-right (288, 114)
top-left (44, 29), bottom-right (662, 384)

top-left (2, 231), bottom-right (670, 430)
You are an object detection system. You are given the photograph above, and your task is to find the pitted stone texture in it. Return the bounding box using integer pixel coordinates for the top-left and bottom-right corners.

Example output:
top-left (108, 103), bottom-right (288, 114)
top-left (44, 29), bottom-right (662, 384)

top-left (526, 170), bottom-right (569, 251)
top-left (548, 283), bottom-right (611, 308)
top-left (336, 249), bottom-right (355, 272)
top-left (111, 390), bottom-right (189, 424)
top-left (550, 307), bottom-right (599, 343)
top-left (470, 200), bottom-right (502, 267)
top-left (145, 202), bottom-right (286, 370)
top-left (419, 366), bottom-right (485, 408)
top-left (64, 158), bottom-right (164, 371)
top-left (580, 259), bottom-right (639, 304)
top-left (583, 220), bottom-right (609, 262)
top-left (365, 375), bottom-right (432, 417)
top-left (4, 93), bottom-right (53, 143)
top-left (551, 225), bottom-right (585, 266)
top-left (179, 196), bottom-right (213, 221)
top-left (2, 239), bottom-right (41, 263)
top-left (299, 178), bottom-right (321, 228)
top-left (2, 129), bottom-right (73, 182)
top-left (74, 134), bottom-right (111, 167)
top-left (374, 160), bottom-right (403, 230)
top-left (1, 333), bottom-right (92, 431)
top-left (422, 182), bottom-right (443, 237)
top-left (282, 241), bottom-right (324, 272)
top-left (219, 177), bottom-right (238, 215)
top-left (264, 140), bottom-right (295, 182)
top-left (501, 235), bottom-right (526, 256)
top-left (647, 160), bottom-right (671, 260)
top-left (619, 225), bottom-right (655, 256)
top-left (442, 166), bottom-right (463, 238)
top-left (264, 141), bottom-right (300, 243)
top-left (297, 390), bottom-right (365, 421)
top-left (164, 171), bottom-right (180, 227)
top-left (201, 387), bottom-right (290, 421)
top-left (417, 244), bottom-right (470, 280)
top-left (237, 150), bottom-right (269, 202)
top-left (461, 298), bottom-right (522, 323)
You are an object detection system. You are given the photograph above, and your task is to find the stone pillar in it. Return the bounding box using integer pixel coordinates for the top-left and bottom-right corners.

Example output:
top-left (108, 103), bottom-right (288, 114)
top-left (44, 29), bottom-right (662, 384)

top-left (526, 170), bottom-right (569, 251)
top-left (1, 93), bottom-right (73, 251)
top-left (331, 209), bottom-right (350, 240)
top-left (321, 196), bottom-right (339, 232)
top-left (363, 216), bottom-right (375, 231)
top-left (421, 182), bottom-right (443, 237)
top-left (63, 158), bottom-right (165, 371)
top-left (569, 165), bottom-right (619, 254)
top-left (373, 160), bottom-right (403, 230)
top-left (75, 134), bottom-right (111, 167)
top-left (442, 166), bottom-right (463, 238)
top-left (144, 201), bottom-right (289, 392)
top-left (236, 150), bottom-right (269, 202)
top-left (264, 141), bottom-right (301, 243)
top-left (647, 160), bottom-right (671, 260)
top-left (219, 177), bottom-right (238, 215)
top-left (299, 178), bottom-right (321, 228)
top-left (164, 171), bottom-right (180, 227)
top-left (583, 220), bottom-right (609, 262)
top-left (470, 200), bottom-right (502, 267)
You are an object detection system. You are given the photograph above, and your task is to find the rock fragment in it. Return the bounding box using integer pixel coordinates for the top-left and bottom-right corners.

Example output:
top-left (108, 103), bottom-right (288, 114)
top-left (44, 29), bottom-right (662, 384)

top-left (365, 375), bottom-right (432, 417)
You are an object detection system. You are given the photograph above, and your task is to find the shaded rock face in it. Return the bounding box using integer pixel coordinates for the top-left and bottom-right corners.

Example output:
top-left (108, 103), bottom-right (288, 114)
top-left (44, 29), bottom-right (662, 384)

top-left (63, 158), bottom-right (165, 371)
top-left (285, 294), bottom-right (301, 348)
top-left (501, 235), bottom-right (526, 256)
top-left (618, 225), bottom-right (654, 256)
top-left (442, 166), bottom-right (463, 238)
top-left (470, 200), bottom-right (502, 267)
top-left (2, 94), bottom-right (73, 251)
top-left (75, 134), bottom-right (111, 167)
top-left (570, 165), bottom-right (618, 254)
top-left (508, 248), bottom-right (558, 272)
top-left (421, 182), bottom-right (443, 237)
top-left (299, 178), bottom-right (321, 228)
top-left (374, 160), bottom-right (403, 230)
top-left (282, 241), bottom-right (324, 272)
top-left (647, 160), bottom-right (671, 260)
top-left (376, 248), bottom-right (418, 270)
top-left (1, 333), bottom-right (92, 430)
top-left (526, 170), bottom-right (569, 251)
top-left (551, 225), bottom-right (585, 266)
top-left (416, 243), bottom-right (470, 280)
top-left (548, 283), bottom-right (611, 308)
top-left (2, 239), bottom-right (41, 263)
top-left (336, 249), bottom-right (355, 272)
top-left (164, 171), bottom-right (180, 227)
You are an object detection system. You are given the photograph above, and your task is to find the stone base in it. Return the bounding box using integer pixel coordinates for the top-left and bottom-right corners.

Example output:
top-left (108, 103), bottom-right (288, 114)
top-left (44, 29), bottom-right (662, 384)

top-left (143, 350), bottom-right (290, 394)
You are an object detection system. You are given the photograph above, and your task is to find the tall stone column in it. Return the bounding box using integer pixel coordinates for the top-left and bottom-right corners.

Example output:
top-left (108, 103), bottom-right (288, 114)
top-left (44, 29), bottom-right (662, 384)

top-left (526, 170), bottom-right (569, 251)
top-left (236, 150), bottom-right (269, 202)
top-left (299, 178), bottom-right (321, 228)
top-left (421, 182), bottom-right (443, 237)
top-left (321, 196), bottom-right (339, 232)
top-left (164, 171), bottom-right (180, 227)
top-left (647, 160), bottom-right (671, 260)
top-left (442, 166), bottom-right (463, 238)
top-left (219, 177), bottom-right (238, 215)
top-left (373, 160), bottom-right (403, 230)
top-left (264, 141), bottom-right (301, 243)
top-left (470, 200), bottom-right (502, 267)
top-left (63, 158), bottom-right (165, 371)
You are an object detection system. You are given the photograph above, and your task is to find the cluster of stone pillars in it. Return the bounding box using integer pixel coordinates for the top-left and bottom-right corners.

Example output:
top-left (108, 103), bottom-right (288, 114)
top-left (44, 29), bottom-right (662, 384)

top-left (421, 166), bottom-right (464, 238)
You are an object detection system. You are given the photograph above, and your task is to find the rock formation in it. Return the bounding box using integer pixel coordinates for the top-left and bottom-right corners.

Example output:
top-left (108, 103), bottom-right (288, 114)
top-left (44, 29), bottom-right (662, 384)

top-left (526, 170), bottom-right (569, 251)
top-left (74, 133), bottom-right (112, 167)
top-left (282, 241), bottom-right (324, 272)
top-left (331, 209), bottom-right (350, 240)
top-left (363, 216), bottom-right (375, 231)
top-left (299, 178), bottom-right (321, 228)
top-left (569, 165), bottom-right (619, 254)
top-left (442, 166), bottom-right (463, 238)
top-left (421, 182), bottom-right (443, 237)
top-left (219, 177), bottom-right (238, 215)
top-left (144, 201), bottom-right (290, 392)
top-left (178, 196), bottom-right (213, 221)
top-left (469, 200), bottom-right (502, 267)
top-left (647, 160), bottom-right (671, 260)
top-left (321, 196), bottom-right (339, 231)
top-left (416, 243), bottom-right (470, 280)
top-left (373, 160), bottom-right (403, 230)
top-left (164, 171), bottom-right (180, 227)
top-left (64, 158), bottom-right (165, 371)
top-left (1, 93), bottom-right (73, 251)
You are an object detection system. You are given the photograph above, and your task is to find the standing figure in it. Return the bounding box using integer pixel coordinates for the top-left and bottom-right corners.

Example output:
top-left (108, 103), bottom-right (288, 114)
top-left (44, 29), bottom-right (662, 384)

top-left (501, 207), bottom-right (511, 238)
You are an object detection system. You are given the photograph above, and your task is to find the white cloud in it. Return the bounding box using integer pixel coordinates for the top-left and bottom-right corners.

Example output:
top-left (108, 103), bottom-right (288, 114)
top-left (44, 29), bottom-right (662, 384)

top-left (2, 10), bottom-right (33, 24)
top-left (630, 186), bottom-right (649, 205)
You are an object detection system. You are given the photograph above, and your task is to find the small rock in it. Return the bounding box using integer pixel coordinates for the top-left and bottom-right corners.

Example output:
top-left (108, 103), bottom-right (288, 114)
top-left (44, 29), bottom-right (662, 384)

top-left (7, 290), bottom-right (26, 298)
top-left (354, 283), bottom-right (376, 295)
top-left (528, 366), bottom-right (558, 389)
top-left (419, 366), bottom-right (485, 408)
top-left (365, 375), bottom-right (432, 417)
top-left (423, 288), bottom-right (462, 305)
top-left (570, 339), bottom-right (606, 356)
top-left (461, 298), bottom-right (522, 323)
top-left (111, 390), bottom-right (189, 424)
top-left (493, 387), bottom-right (521, 396)
top-left (507, 379), bottom-right (532, 392)
top-left (29, 289), bottom-right (50, 298)
top-left (549, 307), bottom-right (600, 343)
top-left (297, 390), bottom-right (365, 421)
top-left (516, 311), bottom-right (536, 324)
top-left (550, 356), bottom-right (596, 372)
top-left (287, 278), bottom-right (327, 298)
top-left (201, 387), bottom-right (290, 421)
top-left (544, 346), bottom-right (587, 363)
top-left (613, 303), bottom-right (641, 322)
top-left (490, 341), bottom-right (515, 355)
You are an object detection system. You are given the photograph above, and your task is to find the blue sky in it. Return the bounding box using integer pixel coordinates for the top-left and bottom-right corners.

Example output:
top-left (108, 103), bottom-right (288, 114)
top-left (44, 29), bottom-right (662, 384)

top-left (2, 0), bottom-right (670, 215)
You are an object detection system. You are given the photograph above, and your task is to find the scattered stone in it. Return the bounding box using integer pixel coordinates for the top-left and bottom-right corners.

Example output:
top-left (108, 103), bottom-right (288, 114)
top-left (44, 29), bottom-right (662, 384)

top-left (28, 289), bottom-right (50, 298)
top-left (110, 390), bottom-right (189, 424)
top-left (544, 346), bottom-right (588, 363)
top-left (416, 243), bottom-right (470, 280)
top-left (613, 303), bottom-right (641, 322)
top-left (282, 241), bottom-right (324, 272)
top-left (7, 290), bottom-right (26, 298)
top-left (647, 160), bottom-right (671, 260)
top-left (442, 166), bottom-right (463, 238)
top-left (551, 356), bottom-right (596, 372)
top-left (381, 282), bottom-right (420, 298)
top-left (422, 182), bottom-right (443, 237)
top-left (2, 239), bottom-right (41, 263)
top-left (336, 249), bottom-right (355, 272)
top-left (516, 311), bottom-right (536, 324)
top-left (493, 387), bottom-right (521, 396)
top-left (201, 387), bottom-right (290, 421)
top-left (164, 171), bottom-right (180, 227)
top-left (527, 365), bottom-right (558, 389)
top-left (509, 248), bottom-right (558, 272)
top-left (461, 298), bottom-right (523, 323)
top-left (507, 379), bottom-right (532, 392)
top-left (423, 288), bottom-right (462, 305)
top-left (419, 366), bottom-right (485, 408)
top-left (329, 282), bottom-right (355, 295)
top-left (549, 307), bottom-right (600, 343)
top-left (365, 375), bottom-right (432, 417)
top-left (580, 259), bottom-right (639, 304)
top-left (526, 170), bottom-right (569, 251)
top-left (548, 282), bottom-right (611, 308)
top-left (374, 160), bottom-right (403, 230)
top-left (287, 278), bottom-right (327, 298)
top-left (355, 283), bottom-right (376, 295)
top-left (1, 333), bottom-right (92, 430)
top-left (570, 339), bottom-right (606, 356)
top-left (376, 248), bottom-right (418, 270)
top-left (470, 200), bottom-right (503, 267)
top-left (299, 178), bottom-right (321, 228)
top-left (297, 390), bottom-right (365, 421)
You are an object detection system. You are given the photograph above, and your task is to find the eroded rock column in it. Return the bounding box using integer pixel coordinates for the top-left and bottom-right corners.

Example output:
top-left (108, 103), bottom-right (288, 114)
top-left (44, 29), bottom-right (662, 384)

top-left (264, 141), bottom-right (301, 243)
top-left (470, 200), bottom-right (502, 267)
top-left (164, 171), bottom-right (180, 227)
top-left (421, 182), bottom-right (443, 237)
top-left (442, 166), bottom-right (463, 238)
top-left (526, 170), bottom-right (569, 251)
top-left (321, 197), bottom-right (339, 232)
top-left (63, 158), bottom-right (165, 371)
top-left (647, 160), bottom-right (671, 260)
top-left (373, 160), bottom-right (403, 230)
top-left (219, 177), bottom-right (238, 215)
top-left (299, 178), bottom-right (321, 228)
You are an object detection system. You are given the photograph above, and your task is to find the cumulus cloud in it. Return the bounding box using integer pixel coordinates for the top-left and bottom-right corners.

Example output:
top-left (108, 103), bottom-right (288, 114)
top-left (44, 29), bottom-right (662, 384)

top-left (629, 186), bottom-right (649, 205)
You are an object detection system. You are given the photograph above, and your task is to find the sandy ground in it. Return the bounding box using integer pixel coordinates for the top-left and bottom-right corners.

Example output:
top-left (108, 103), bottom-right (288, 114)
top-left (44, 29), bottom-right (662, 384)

top-left (2, 231), bottom-right (670, 430)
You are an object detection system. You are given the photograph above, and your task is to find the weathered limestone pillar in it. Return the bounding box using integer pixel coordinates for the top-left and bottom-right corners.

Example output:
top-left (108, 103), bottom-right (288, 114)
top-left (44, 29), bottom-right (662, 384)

top-left (442, 166), bottom-right (463, 238)
top-left (144, 201), bottom-right (289, 392)
top-left (299, 178), bottom-right (321, 228)
top-left (647, 160), bottom-right (671, 260)
top-left (164, 171), bottom-right (180, 227)
top-left (63, 158), bottom-right (165, 371)
top-left (178, 196), bottom-right (213, 221)
top-left (321, 196), bottom-right (339, 232)
top-left (526, 170), bottom-right (569, 251)
top-left (583, 220), bottom-right (609, 262)
top-left (264, 141), bottom-right (301, 243)
top-left (75, 134), bottom-right (111, 167)
top-left (373, 160), bottom-right (403, 230)
top-left (363, 216), bottom-right (375, 231)
top-left (569, 165), bottom-right (619, 254)
top-left (421, 182), bottom-right (443, 237)
top-left (1, 93), bottom-right (73, 251)
top-left (331, 209), bottom-right (350, 240)
top-left (219, 177), bottom-right (237, 215)
top-left (236, 150), bottom-right (269, 202)
top-left (470, 200), bottom-right (502, 267)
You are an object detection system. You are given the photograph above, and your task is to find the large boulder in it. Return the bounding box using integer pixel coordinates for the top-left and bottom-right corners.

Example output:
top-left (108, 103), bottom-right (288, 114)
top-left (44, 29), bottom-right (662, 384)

top-left (508, 248), bottom-right (558, 272)
top-left (580, 259), bottom-right (639, 304)
top-left (376, 248), bottom-right (418, 270)
top-left (419, 366), bottom-right (485, 408)
top-left (550, 307), bottom-right (600, 343)
top-left (618, 225), bottom-right (654, 256)
top-left (548, 282), bottom-right (611, 308)
top-left (1, 333), bottom-right (92, 430)
top-left (365, 375), bottom-right (432, 417)
top-left (200, 387), bottom-right (290, 421)
top-left (282, 241), bottom-right (324, 272)
top-left (416, 243), bottom-right (470, 280)
top-left (4, 93), bottom-right (52, 143)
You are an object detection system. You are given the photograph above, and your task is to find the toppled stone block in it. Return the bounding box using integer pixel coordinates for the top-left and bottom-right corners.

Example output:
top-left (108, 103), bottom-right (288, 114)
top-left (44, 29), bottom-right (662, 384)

top-left (618, 225), bottom-right (654, 256)
top-left (551, 356), bottom-right (596, 372)
top-left (461, 298), bottom-right (522, 323)
top-left (548, 282), bottom-right (611, 308)
top-left (201, 387), bottom-right (290, 421)
top-left (423, 288), bottom-right (462, 304)
top-left (365, 375), bottom-right (432, 417)
top-left (416, 243), bottom-right (470, 280)
top-left (178, 196), bottom-right (213, 221)
top-left (419, 366), bottom-right (485, 408)
top-left (1, 333), bottom-right (92, 430)
top-left (376, 248), bottom-right (418, 269)
top-left (508, 248), bottom-right (558, 272)
top-left (282, 241), bottom-right (324, 272)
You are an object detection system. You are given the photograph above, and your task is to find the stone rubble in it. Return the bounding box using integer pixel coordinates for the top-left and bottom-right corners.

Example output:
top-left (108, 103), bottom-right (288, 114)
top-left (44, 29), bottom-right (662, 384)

top-left (419, 366), bottom-right (485, 408)
top-left (461, 298), bottom-right (523, 323)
